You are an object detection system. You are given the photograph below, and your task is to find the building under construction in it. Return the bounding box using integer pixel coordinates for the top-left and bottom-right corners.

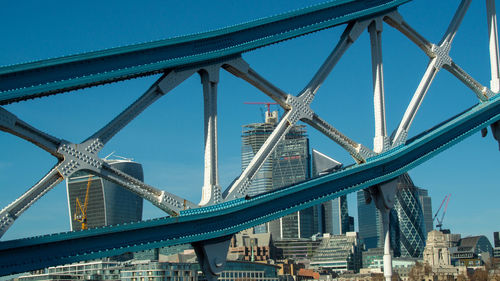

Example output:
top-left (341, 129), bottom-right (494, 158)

top-left (241, 110), bottom-right (313, 239)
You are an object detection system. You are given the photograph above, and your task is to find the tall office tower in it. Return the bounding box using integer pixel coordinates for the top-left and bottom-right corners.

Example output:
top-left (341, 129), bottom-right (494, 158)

top-left (242, 119), bottom-right (276, 197)
top-left (357, 173), bottom-right (426, 258)
top-left (417, 188), bottom-right (433, 234)
top-left (494, 232), bottom-right (500, 258)
top-left (241, 110), bottom-right (312, 238)
top-left (357, 190), bottom-right (383, 249)
top-left (390, 173), bottom-right (426, 258)
top-left (66, 159), bottom-right (143, 231)
top-left (311, 149), bottom-right (348, 235)
top-left (269, 123), bottom-right (312, 239)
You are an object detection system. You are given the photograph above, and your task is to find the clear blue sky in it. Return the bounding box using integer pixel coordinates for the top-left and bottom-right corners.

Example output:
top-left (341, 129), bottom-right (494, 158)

top-left (0, 0), bottom-right (498, 244)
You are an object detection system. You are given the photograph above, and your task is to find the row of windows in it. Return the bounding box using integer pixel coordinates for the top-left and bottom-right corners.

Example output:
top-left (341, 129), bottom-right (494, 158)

top-left (122, 271), bottom-right (194, 277)
top-left (220, 271), bottom-right (264, 278)
top-left (219, 277), bottom-right (278, 281)
top-left (49, 263), bottom-right (118, 272)
top-left (123, 277), bottom-right (196, 281)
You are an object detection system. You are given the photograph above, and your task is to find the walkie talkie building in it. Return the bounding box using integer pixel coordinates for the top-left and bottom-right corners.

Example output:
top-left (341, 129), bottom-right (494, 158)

top-left (66, 159), bottom-right (143, 231)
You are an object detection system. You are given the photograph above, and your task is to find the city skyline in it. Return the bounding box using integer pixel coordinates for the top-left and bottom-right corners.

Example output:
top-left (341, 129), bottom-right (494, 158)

top-left (0, 0), bottom-right (498, 244)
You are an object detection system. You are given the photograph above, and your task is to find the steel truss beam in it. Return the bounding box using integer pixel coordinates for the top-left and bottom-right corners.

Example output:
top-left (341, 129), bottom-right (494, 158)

top-left (0, 70), bottom-right (200, 237)
top-left (223, 20), bottom-right (377, 200)
top-left (386, 0), bottom-right (497, 146)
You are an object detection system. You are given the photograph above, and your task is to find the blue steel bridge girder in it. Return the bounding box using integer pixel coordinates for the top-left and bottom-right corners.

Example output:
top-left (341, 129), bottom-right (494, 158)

top-left (0, 0), bottom-right (411, 105)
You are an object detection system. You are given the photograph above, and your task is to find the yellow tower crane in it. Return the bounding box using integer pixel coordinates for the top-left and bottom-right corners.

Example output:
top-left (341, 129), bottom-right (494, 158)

top-left (74, 175), bottom-right (92, 230)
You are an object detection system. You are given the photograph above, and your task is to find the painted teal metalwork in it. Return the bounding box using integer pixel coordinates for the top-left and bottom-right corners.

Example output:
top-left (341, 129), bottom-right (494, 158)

top-left (0, 0), bottom-right (409, 105)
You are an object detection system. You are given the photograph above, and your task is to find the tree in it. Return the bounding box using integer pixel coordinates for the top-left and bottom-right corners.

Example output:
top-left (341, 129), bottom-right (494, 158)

top-left (408, 261), bottom-right (432, 280)
top-left (470, 268), bottom-right (488, 281)
top-left (370, 273), bottom-right (401, 281)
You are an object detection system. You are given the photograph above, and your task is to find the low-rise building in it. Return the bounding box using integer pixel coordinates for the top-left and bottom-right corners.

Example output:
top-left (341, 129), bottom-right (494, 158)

top-left (203, 261), bottom-right (280, 281)
top-left (120, 260), bottom-right (279, 281)
top-left (121, 261), bottom-right (197, 281)
top-left (423, 230), bottom-right (453, 267)
top-left (18, 260), bottom-right (127, 281)
top-left (361, 248), bottom-right (387, 269)
top-left (273, 238), bottom-right (322, 261)
top-left (229, 229), bottom-right (276, 261)
top-left (451, 235), bottom-right (493, 267)
top-left (296, 268), bottom-right (320, 281)
top-left (310, 232), bottom-right (362, 273)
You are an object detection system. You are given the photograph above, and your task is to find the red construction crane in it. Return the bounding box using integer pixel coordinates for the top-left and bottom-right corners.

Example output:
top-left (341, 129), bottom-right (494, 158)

top-left (244, 102), bottom-right (277, 114)
top-left (433, 193), bottom-right (451, 231)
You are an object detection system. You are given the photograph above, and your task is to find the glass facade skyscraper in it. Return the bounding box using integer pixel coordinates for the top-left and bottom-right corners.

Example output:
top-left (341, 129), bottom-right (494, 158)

top-left (241, 112), bottom-right (313, 238)
top-left (357, 173), bottom-right (427, 258)
top-left (417, 188), bottom-right (433, 235)
top-left (357, 190), bottom-right (383, 249)
top-left (311, 149), bottom-right (348, 235)
top-left (390, 174), bottom-right (427, 258)
top-left (269, 125), bottom-right (312, 239)
top-left (334, 197), bottom-right (349, 234)
top-left (66, 159), bottom-right (143, 231)
top-left (242, 122), bottom-right (275, 197)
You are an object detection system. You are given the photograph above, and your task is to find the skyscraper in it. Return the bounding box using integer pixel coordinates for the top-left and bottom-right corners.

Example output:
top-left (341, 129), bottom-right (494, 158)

top-left (357, 190), bottom-right (383, 249)
top-left (242, 121), bottom-right (275, 197)
top-left (493, 232), bottom-right (500, 258)
top-left (269, 124), bottom-right (312, 239)
top-left (390, 174), bottom-right (427, 258)
top-left (66, 159), bottom-right (143, 231)
top-left (241, 110), bottom-right (313, 238)
top-left (417, 188), bottom-right (433, 234)
top-left (311, 149), bottom-right (348, 235)
top-left (357, 173), bottom-right (427, 258)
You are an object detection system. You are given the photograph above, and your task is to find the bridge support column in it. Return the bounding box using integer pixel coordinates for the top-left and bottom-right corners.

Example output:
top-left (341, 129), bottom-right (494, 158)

top-left (192, 235), bottom-right (232, 281)
top-left (367, 178), bottom-right (397, 281)
top-left (487, 0), bottom-right (500, 93)
top-left (200, 67), bottom-right (222, 206)
top-left (369, 18), bottom-right (389, 153)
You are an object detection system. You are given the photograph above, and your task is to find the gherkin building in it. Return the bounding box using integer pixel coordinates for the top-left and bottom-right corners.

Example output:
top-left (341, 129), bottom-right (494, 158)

top-left (390, 174), bottom-right (427, 258)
